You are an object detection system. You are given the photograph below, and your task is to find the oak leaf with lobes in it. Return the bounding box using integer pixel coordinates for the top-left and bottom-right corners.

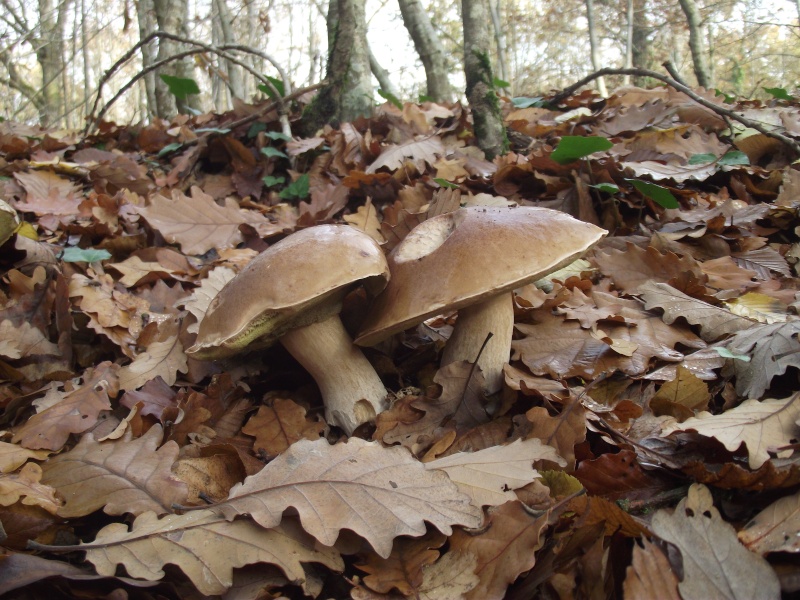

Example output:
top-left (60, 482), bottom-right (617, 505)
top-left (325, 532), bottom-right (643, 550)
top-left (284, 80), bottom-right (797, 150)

top-left (213, 437), bottom-right (483, 557)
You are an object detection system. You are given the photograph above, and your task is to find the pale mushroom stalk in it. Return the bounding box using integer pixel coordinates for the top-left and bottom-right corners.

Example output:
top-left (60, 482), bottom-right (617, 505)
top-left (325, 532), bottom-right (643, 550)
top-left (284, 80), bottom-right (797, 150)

top-left (440, 292), bottom-right (514, 394)
top-left (280, 314), bottom-right (388, 434)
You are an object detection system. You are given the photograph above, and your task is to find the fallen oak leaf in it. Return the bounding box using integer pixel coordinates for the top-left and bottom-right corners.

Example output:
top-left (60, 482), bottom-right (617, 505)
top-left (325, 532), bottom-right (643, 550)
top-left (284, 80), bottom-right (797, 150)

top-left (241, 398), bottom-right (325, 458)
top-left (661, 394), bottom-right (800, 470)
top-left (40, 424), bottom-right (188, 517)
top-left (0, 463), bottom-right (62, 514)
top-left (357, 530), bottom-right (447, 595)
top-left (118, 318), bottom-right (188, 391)
top-left (211, 437), bottom-right (483, 557)
top-left (29, 509), bottom-right (343, 596)
top-left (651, 483), bottom-right (780, 600)
top-left (0, 442), bottom-right (51, 474)
top-left (725, 320), bottom-right (800, 398)
top-left (424, 438), bottom-right (565, 507)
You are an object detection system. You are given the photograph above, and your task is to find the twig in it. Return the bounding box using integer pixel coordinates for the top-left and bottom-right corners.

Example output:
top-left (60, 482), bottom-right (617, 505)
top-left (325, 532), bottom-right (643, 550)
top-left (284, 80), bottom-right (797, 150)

top-left (550, 66), bottom-right (800, 156)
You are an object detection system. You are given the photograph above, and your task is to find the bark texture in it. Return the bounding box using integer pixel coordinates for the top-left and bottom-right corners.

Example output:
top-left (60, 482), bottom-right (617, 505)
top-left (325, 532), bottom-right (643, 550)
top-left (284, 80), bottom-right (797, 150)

top-left (678, 0), bottom-right (712, 87)
top-left (302, 0), bottom-right (373, 134)
top-left (585, 0), bottom-right (607, 96)
top-left (462, 0), bottom-right (508, 159)
top-left (36, 0), bottom-right (71, 126)
top-left (397, 0), bottom-right (454, 102)
top-left (151, 0), bottom-right (200, 118)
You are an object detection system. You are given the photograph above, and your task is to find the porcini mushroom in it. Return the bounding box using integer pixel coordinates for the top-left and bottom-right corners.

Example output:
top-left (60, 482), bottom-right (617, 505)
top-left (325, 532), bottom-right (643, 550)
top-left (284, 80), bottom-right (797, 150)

top-left (355, 206), bottom-right (607, 393)
top-left (186, 225), bottom-right (390, 434)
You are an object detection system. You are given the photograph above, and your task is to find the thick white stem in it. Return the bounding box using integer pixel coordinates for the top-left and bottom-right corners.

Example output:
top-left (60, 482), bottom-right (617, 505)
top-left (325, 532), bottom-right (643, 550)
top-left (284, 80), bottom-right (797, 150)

top-left (280, 314), bottom-right (388, 435)
top-left (440, 293), bottom-right (514, 394)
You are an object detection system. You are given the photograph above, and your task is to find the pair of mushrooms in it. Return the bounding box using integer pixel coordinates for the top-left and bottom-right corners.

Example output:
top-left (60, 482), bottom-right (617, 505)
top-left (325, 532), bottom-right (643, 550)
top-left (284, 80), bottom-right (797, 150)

top-left (187, 206), bottom-right (607, 434)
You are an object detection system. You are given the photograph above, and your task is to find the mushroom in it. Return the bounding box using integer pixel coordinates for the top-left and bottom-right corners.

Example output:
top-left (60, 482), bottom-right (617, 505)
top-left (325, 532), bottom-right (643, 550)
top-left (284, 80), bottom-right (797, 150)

top-left (186, 225), bottom-right (390, 434)
top-left (355, 206), bottom-right (607, 393)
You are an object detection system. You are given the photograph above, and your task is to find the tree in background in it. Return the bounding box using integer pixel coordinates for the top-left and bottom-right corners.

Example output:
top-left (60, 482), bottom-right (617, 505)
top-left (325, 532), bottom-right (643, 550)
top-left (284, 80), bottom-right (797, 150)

top-left (462, 0), bottom-right (508, 158)
top-left (678, 0), bottom-right (712, 87)
top-left (302, 0), bottom-right (373, 134)
top-left (398, 0), bottom-right (454, 102)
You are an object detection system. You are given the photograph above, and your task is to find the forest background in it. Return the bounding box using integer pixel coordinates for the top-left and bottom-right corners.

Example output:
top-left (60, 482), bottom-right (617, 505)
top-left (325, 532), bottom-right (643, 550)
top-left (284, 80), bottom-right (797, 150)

top-left (0, 0), bottom-right (798, 129)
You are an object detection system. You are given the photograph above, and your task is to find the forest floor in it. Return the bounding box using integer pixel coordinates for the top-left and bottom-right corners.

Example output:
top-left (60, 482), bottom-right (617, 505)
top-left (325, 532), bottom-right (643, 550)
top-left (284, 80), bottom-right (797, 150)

top-left (1, 84), bottom-right (800, 599)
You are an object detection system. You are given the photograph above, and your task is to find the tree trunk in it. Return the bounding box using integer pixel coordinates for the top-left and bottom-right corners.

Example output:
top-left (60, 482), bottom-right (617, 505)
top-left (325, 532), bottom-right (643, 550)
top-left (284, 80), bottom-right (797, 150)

top-left (151, 0), bottom-right (199, 118)
top-left (214, 0), bottom-right (244, 103)
top-left (624, 0), bottom-right (633, 85)
top-left (36, 0), bottom-right (70, 126)
top-left (462, 0), bottom-right (507, 159)
top-left (135, 0), bottom-right (158, 119)
top-left (488, 0), bottom-right (509, 93)
top-left (585, 0), bottom-right (607, 96)
top-left (302, 0), bottom-right (373, 134)
top-left (397, 0), bottom-right (453, 102)
top-left (631, 0), bottom-right (652, 86)
top-left (678, 0), bottom-right (712, 88)
top-left (369, 46), bottom-right (398, 97)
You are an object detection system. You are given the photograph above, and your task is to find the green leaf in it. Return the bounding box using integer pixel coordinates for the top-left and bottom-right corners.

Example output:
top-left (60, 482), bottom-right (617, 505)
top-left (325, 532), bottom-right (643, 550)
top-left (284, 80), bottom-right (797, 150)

top-left (627, 179), bottom-right (679, 209)
top-left (493, 78), bottom-right (510, 89)
top-left (257, 75), bottom-right (285, 99)
top-left (157, 142), bottom-right (184, 157)
top-left (511, 96), bottom-right (545, 108)
top-left (248, 122), bottom-right (267, 138)
top-left (551, 136), bottom-right (613, 164)
top-left (433, 178), bottom-right (459, 189)
top-left (764, 86), bottom-right (792, 101)
top-left (418, 94), bottom-right (433, 103)
top-left (713, 346), bottom-right (751, 362)
top-left (159, 75), bottom-right (200, 100)
top-left (590, 183), bottom-right (619, 194)
top-left (688, 153), bottom-right (716, 165)
top-left (266, 131), bottom-right (291, 142)
top-left (278, 174), bottom-right (310, 200)
top-left (59, 247), bottom-right (112, 263)
top-left (377, 89), bottom-right (403, 110)
top-left (260, 147), bottom-right (288, 159)
top-left (718, 151), bottom-right (749, 166)
top-left (714, 89), bottom-right (735, 103)
top-left (263, 175), bottom-right (286, 188)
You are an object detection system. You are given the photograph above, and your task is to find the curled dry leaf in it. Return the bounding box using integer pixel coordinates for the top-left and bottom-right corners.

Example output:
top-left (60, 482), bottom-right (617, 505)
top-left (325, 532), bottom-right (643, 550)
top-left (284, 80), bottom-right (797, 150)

top-left (661, 394), bottom-right (800, 470)
top-left (40, 424), bottom-right (188, 517)
top-left (725, 321), bottom-right (800, 399)
top-left (357, 530), bottom-right (446, 596)
top-left (739, 488), bottom-right (800, 554)
top-left (651, 484), bottom-right (780, 600)
top-left (425, 438), bottom-right (565, 507)
top-left (366, 137), bottom-right (444, 174)
top-left (0, 463), bottom-right (61, 514)
top-left (117, 318), bottom-right (188, 391)
top-left (623, 538), bottom-right (680, 600)
top-left (53, 509), bottom-right (343, 596)
top-left (0, 442), bottom-right (50, 474)
top-left (213, 437), bottom-right (483, 557)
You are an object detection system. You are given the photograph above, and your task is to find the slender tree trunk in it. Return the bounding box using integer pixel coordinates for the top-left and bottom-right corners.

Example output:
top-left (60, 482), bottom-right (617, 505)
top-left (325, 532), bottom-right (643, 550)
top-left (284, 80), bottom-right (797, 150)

top-left (36, 0), bottom-right (71, 126)
top-left (135, 0), bottom-right (158, 119)
top-left (585, 0), bottom-right (607, 96)
top-left (397, 0), bottom-right (453, 102)
top-left (624, 0), bottom-right (633, 85)
top-left (152, 0), bottom-right (199, 117)
top-left (80, 0), bottom-right (92, 115)
top-left (631, 0), bottom-right (651, 86)
top-left (678, 0), bottom-right (711, 88)
top-left (488, 0), bottom-right (509, 93)
top-left (214, 0), bottom-right (244, 102)
top-left (462, 0), bottom-right (507, 159)
top-left (302, 0), bottom-right (373, 134)
top-left (369, 45), bottom-right (398, 97)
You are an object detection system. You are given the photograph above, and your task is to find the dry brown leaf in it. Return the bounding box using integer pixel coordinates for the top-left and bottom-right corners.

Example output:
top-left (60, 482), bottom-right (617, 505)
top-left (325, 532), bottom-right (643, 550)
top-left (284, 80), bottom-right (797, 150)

top-left (0, 463), bottom-right (61, 514)
top-left (173, 453), bottom-right (246, 504)
top-left (343, 199), bottom-right (386, 243)
top-left (622, 538), bottom-right (681, 600)
top-left (357, 530), bottom-right (446, 595)
top-left (639, 281), bottom-right (755, 341)
top-left (650, 484), bottom-right (780, 599)
top-left (518, 402), bottom-right (586, 470)
top-left (106, 256), bottom-right (178, 287)
top-left (12, 362), bottom-right (118, 451)
top-left (118, 318), bottom-right (188, 391)
top-left (181, 265), bottom-right (236, 334)
top-left (0, 442), bottom-right (50, 474)
top-left (425, 438), bottom-right (565, 507)
top-left (241, 398), bottom-right (325, 458)
top-left (449, 501), bottom-right (550, 600)
top-left (213, 437), bottom-right (483, 557)
top-left (726, 321), bottom-right (800, 398)
top-left (417, 550), bottom-right (479, 599)
top-left (40, 424), bottom-right (187, 517)
top-left (366, 137), bottom-right (444, 174)
top-left (591, 243), bottom-right (702, 293)
top-left (64, 510), bottom-right (343, 595)
top-left (574, 450), bottom-right (677, 502)
top-left (739, 488), bottom-right (800, 554)
top-left (662, 395), bottom-right (800, 470)
top-left (135, 187), bottom-right (247, 255)
top-left (567, 494), bottom-right (648, 537)
top-left (0, 320), bottom-right (60, 359)
top-left (649, 365), bottom-right (710, 420)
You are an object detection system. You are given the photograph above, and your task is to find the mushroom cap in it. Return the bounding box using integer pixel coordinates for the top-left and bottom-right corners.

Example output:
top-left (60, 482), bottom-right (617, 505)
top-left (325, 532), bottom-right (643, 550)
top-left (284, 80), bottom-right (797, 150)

top-left (355, 206), bottom-right (606, 346)
top-left (188, 225), bottom-right (390, 360)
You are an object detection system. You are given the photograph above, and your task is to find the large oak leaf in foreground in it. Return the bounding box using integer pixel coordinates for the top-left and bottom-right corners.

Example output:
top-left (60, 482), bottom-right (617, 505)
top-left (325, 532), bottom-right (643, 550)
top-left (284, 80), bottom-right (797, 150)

top-left (212, 437), bottom-right (483, 557)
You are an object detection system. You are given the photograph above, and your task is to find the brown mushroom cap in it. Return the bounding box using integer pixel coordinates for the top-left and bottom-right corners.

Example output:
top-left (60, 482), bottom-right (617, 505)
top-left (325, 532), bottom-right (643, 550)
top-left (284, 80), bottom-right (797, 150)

top-left (355, 206), bottom-right (607, 346)
top-left (188, 225), bottom-right (390, 360)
